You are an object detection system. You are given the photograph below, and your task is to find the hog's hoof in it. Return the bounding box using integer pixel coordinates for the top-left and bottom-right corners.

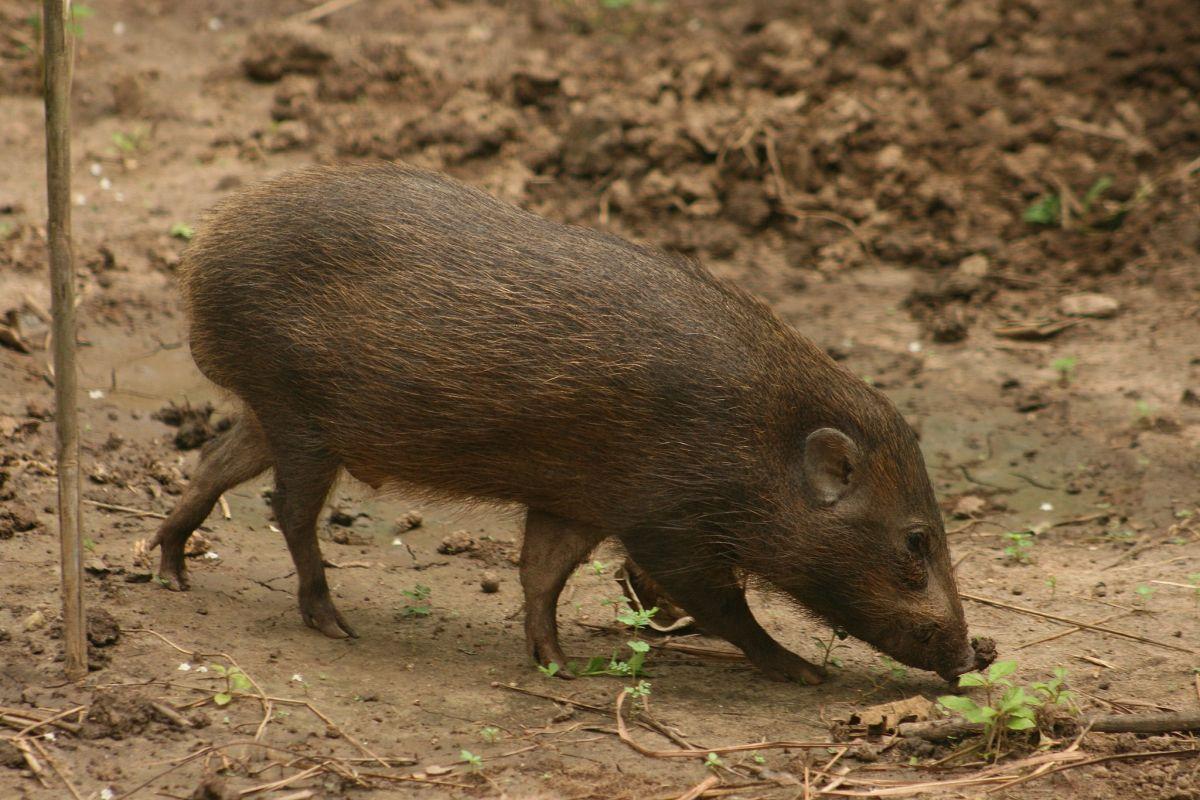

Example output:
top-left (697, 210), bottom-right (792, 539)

top-left (300, 592), bottom-right (358, 639)
top-left (757, 652), bottom-right (826, 685)
top-left (530, 641), bottom-right (574, 680)
top-left (154, 554), bottom-right (191, 592)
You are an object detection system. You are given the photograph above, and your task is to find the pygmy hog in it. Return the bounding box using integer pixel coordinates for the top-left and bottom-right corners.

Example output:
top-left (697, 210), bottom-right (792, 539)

top-left (151, 162), bottom-right (981, 684)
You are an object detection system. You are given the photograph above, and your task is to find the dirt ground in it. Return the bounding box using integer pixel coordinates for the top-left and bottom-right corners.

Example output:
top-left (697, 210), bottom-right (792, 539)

top-left (1, 0), bottom-right (1199, 798)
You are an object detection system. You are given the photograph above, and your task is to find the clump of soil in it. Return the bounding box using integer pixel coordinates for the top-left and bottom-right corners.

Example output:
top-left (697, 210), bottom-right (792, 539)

top-left (970, 636), bottom-right (999, 671)
top-left (189, 776), bottom-right (236, 800)
top-left (0, 741), bottom-right (23, 770)
top-left (152, 401), bottom-right (230, 450)
top-left (86, 609), bottom-right (121, 648)
top-left (438, 531), bottom-right (518, 566)
top-left (0, 503), bottom-right (39, 539)
top-left (437, 530), bottom-right (479, 555)
top-left (82, 692), bottom-right (159, 740)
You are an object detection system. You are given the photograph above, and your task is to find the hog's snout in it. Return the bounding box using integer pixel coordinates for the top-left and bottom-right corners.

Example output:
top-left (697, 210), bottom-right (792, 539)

top-left (936, 641), bottom-right (981, 681)
top-left (869, 617), bottom-right (974, 682)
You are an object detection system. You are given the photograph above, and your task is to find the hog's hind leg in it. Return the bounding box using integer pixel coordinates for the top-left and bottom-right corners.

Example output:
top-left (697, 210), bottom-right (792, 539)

top-left (268, 441), bottom-right (357, 639)
top-left (520, 510), bottom-right (607, 676)
top-left (150, 412), bottom-right (272, 591)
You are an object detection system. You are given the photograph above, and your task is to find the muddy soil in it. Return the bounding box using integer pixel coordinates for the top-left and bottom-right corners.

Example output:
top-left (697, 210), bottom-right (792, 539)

top-left (1, 1), bottom-right (1198, 798)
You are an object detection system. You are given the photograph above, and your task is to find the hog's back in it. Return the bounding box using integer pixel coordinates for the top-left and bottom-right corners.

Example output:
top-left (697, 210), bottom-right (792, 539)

top-left (181, 163), bottom-right (800, 525)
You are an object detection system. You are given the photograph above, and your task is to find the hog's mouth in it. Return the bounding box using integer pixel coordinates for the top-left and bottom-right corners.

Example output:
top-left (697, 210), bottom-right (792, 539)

top-left (866, 623), bottom-right (980, 682)
top-left (935, 637), bottom-right (997, 681)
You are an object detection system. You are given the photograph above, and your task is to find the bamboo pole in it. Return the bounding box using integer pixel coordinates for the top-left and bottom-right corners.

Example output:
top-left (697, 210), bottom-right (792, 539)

top-left (42, 0), bottom-right (86, 681)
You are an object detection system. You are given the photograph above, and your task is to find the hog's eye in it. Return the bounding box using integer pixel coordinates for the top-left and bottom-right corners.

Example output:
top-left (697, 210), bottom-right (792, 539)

top-left (905, 529), bottom-right (926, 555)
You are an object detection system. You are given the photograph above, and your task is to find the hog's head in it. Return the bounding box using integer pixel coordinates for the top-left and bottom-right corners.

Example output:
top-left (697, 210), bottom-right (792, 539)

top-left (765, 402), bottom-right (976, 681)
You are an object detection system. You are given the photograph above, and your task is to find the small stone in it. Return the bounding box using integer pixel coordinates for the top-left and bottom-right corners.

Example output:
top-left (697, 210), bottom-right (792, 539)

top-left (394, 511), bottom-right (423, 532)
top-left (85, 558), bottom-right (112, 575)
top-left (876, 144), bottom-right (904, 170)
top-left (0, 502), bottom-right (39, 538)
top-left (1092, 581), bottom-right (1107, 597)
top-left (189, 775), bottom-right (233, 800)
top-left (929, 308), bottom-right (968, 343)
top-left (23, 610), bottom-right (45, 631)
top-left (1181, 388), bottom-right (1200, 407)
top-left (511, 67), bottom-right (561, 106)
top-left (242, 25), bottom-right (332, 82)
top-left (952, 495), bottom-right (986, 518)
top-left (261, 120), bottom-right (311, 152)
top-left (957, 253), bottom-right (990, 278)
top-left (25, 401), bottom-right (52, 420)
top-left (1014, 390), bottom-right (1049, 413)
top-left (0, 739), bottom-right (24, 769)
top-left (480, 572), bottom-right (501, 594)
top-left (898, 735), bottom-right (936, 758)
top-left (1059, 292), bottom-right (1119, 318)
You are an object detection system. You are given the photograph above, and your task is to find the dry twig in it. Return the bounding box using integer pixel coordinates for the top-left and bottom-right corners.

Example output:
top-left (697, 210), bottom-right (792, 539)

top-left (614, 690), bottom-right (829, 759)
top-left (1012, 612), bottom-right (1128, 651)
top-left (83, 499), bottom-right (168, 519)
top-left (675, 774), bottom-right (720, 800)
top-left (960, 593), bottom-right (1197, 654)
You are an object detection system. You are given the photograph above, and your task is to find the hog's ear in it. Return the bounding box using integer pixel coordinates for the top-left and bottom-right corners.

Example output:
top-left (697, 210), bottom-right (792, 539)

top-left (803, 428), bottom-right (860, 505)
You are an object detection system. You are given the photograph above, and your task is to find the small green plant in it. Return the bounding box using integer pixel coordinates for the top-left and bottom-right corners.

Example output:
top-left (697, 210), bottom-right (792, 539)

top-left (626, 679), bottom-right (652, 699)
top-left (880, 656), bottom-right (907, 681)
top-left (111, 127), bottom-right (149, 155)
top-left (1045, 575), bottom-right (1057, 599)
top-left (82, 537), bottom-right (97, 552)
top-left (1135, 584), bottom-right (1155, 604)
top-left (1030, 667), bottom-right (1076, 712)
top-left (1176, 509), bottom-right (1195, 520)
top-left (537, 661), bottom-right (560, 678)
top-left (480, 726), bottom-right (500, 743)
top-left (1133, 400), bottom-right (1155, 426)
top-left (813, 627), bottom-right (850, 669)
top-left (209, 663), bottom-right (253, 707)
top-left (1051, 356), bottom-right (1077, 387)
top-left (460, 750), bottom-right (483, 770)
top-left (1082, 176), bottom-right (1113, 210)
top-left (939, 661), bottom-right (1075, 760)
top-left (1002, 530), bottom-right (1034, 564)
top-left (752, 754), bottom-right (766, 765)
top-left (1105, 527), bottom-right (1136, 542)
top-left (169, 222), bottom-right (195, 241)
top-left (703, 752), bottom-right (723, 771)
top-left (938, 660), bottom-right (1033, 758)
top-left (1024, 176), bottom-right (1114, 229)
top-left (1023, 193), bottom-right (1061, 226)
top-left (400, 583), bottom-right (432, 617)
top-left (589, 559), bottom-right (608, 576)
top-left (569, 600), bottom-right (657, 679)
top-left (615, 604), bottom-right (657, 630)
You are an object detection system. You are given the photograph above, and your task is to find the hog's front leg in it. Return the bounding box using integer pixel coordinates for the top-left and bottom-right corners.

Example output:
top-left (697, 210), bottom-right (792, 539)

top-left (619, 535), bottom-right (825, 685)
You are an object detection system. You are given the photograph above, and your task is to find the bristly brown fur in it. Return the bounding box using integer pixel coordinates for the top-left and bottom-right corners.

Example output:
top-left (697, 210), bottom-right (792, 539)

top-left (152, 161), bottom-right (974, 682)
